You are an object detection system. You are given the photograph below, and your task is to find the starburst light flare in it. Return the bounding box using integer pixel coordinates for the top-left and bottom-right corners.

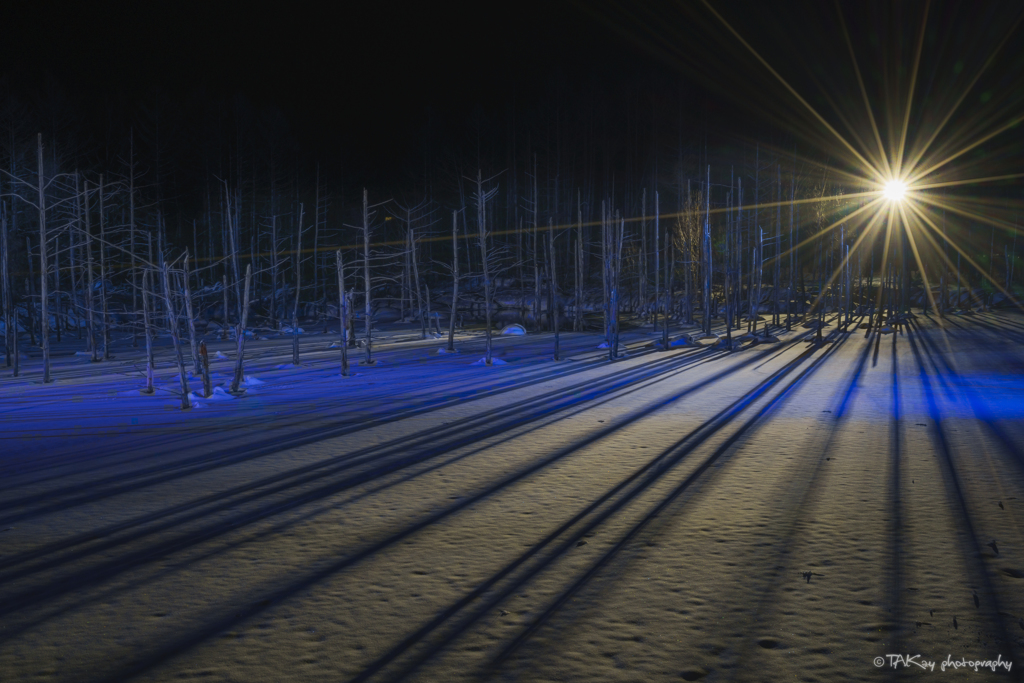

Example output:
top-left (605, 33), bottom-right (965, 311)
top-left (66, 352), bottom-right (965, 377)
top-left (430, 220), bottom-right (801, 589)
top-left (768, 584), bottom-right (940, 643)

top-left (883, 180), bottom-right (907, 202)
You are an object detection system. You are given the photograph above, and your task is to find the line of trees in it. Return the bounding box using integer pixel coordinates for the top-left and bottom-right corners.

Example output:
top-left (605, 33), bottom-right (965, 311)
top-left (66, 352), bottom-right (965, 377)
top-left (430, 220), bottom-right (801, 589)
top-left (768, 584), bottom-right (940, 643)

top-left (1, 90), bottom-right (1021, 395)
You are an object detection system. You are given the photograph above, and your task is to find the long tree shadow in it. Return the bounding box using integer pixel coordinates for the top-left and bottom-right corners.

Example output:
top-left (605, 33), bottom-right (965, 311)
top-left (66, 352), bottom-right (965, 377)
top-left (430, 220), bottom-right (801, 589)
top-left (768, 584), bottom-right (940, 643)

top-left (0, 338), bottom-right (814, 643)
top-left (904, 319), bottom-right (1016, 662)
top-left (53, 337), bottom-right (815, 682)
top-left (0, 335), bottom-right (652, 488)
top-left (0, 348), bottom-right (713, 580)
top-left (0, 344), bottom-right (692, 521)
top-left (348, 333), bottom-right (851, 682)
top-left (504, 321), bottom-right (876, 682)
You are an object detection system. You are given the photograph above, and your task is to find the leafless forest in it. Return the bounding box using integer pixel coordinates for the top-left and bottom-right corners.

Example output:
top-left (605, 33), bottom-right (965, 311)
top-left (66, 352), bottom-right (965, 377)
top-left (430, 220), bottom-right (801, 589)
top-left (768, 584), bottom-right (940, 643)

top-left (2, 86), bottom-right (1019, 404)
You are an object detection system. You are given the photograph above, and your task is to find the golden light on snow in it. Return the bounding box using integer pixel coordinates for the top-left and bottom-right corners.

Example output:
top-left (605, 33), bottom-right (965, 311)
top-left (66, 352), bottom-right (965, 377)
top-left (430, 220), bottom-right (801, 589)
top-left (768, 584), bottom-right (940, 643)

top-left (883, 180), bottom-right (907, 202)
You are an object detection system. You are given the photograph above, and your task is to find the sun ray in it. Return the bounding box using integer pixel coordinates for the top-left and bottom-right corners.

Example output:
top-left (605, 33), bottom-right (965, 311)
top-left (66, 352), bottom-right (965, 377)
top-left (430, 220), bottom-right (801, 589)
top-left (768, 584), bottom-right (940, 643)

top-left (869, 204), bottom-right (897, 332)
top-left (905, 200), bottom-right (1023, 310)
top-left (913, 194), bottom-right (1024, 236)
top-left (898, 203), bottom-right (958, 358)
top-left (895, 0), bottom-right (930, 177)
top-left (835, 0), bottom-right (892, 179)
top-left (906, 112), bottom-right (1024, 185)
top-left (798, 204), bottom-right (886, 324)
top-left (901, 9), bottom-right (1024, 175)
top-left (698, 0), bottom-right (877, 176)
top-left (767, 195), bottom-right (886, 267)
top-left (911, 172), bottom-right (1024, 191)
top-left (898, 203), bottom-right (941, 322)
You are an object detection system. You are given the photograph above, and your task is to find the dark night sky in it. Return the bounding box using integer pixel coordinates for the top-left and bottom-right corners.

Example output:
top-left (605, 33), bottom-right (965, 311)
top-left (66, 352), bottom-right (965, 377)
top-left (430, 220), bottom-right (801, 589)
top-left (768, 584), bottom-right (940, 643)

top-left (3, 1), bottom-right (1022, 192)
top-left (2, 2), bottom-right (695, 174)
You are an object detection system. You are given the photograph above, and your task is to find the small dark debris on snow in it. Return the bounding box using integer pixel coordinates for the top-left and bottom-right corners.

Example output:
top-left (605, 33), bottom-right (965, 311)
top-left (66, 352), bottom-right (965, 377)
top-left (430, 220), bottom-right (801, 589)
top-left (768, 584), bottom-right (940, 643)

top-left (974, 592), bottom-right (980, 608)
top-left (499, 610), bottom-right (509, 617)
top-left (576, 540), bottom-right (588, 548)
top-left (953, 616), bottom-right (958, 629)
top-left (999, 501), bottom-right (1004, 510)
top-left (916, 423), bottom-right (927, 426)
top-left (988, 540), bottom-right (999, 556)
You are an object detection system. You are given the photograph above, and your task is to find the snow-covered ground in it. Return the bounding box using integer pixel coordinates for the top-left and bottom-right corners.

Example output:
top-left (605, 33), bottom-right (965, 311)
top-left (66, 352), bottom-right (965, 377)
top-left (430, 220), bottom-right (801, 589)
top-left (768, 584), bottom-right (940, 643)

top-left (1, 313), bottom-right (1023, 681)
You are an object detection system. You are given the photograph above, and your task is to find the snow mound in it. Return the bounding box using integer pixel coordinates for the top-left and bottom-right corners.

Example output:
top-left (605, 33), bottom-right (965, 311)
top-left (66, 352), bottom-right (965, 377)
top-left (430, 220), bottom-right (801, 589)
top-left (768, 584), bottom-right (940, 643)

top-left (74, 351), bottom-right (94, 357)
top-left (275, 363), bottom-right (298, 370)
top-left (669, 337), bottom-right (690, 347)
top-left (242, 375), bottom-right (265, 386)
top-left (216, 351), bottom-right (229, 360)
top-left (281, 327), bottom-right (305, 334)
top-left (472, 357), bottom-right (508, 365)
top-left (189, 386), bottom-right (236, 402)
top-left (437, 347), bottom-right (459, 354)
top-left (500, 324), bottom-right (526, 336)
top-left (597, 341), bottom-right (630, 353)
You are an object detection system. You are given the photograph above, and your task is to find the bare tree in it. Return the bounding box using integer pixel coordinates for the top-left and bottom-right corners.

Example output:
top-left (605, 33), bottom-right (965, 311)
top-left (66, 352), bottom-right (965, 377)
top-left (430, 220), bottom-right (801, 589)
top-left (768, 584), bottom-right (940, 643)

top-left (182, 250), bottom-right (200, 375)
top-left (548, 218), bottom-right (560, 360)
top-left (447, 209), bottom-right (459, 352)
top-left (336, 250), bottom-right (350, 377)
top-left (474, 169), bottom-right (500, 365)
top-left (291, 202), bottom-right (305, 365)
top-left (1, 200), bottom-right (14, 375)
top-left (160, 260), bottom-right (190, 409)
top-left (230, 264), bottom-right (253, 393)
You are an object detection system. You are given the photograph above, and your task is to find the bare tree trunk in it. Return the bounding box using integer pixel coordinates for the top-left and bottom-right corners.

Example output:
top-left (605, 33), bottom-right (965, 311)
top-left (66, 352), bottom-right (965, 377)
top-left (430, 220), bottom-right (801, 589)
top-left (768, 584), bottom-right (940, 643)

top-left (70, 175), bottom-right (82, 343)
top-left (612, 215), bottom-right (624, 358)
top-left (666, 218), bottom-right (675, 347)
top-left (575, 193), bottom-right (583, 332)
top-left (231, 264), bottom-right (253, 393)
top-left (200, 340), bottom-right (211, 397)
top-left (139, 267), bottom-right (155, 394)
top-left (548, 218), bottom-right (560, 360)
top-left (336, 250), bottom-right (350, 376)
top-left (98, 174), bottom-right (110, 360)
top-left (657, 192), bottom-right (669, 350)
top-left (703, 166), bottom-right (712, 337)
top-left (654, 188), bottom-right (661, 334)
top-left (411, 227), bottom-right (426, 339)
top-left (130, 130), bottom-right (138, 347)
top-left (159, 263), bottom-right (190, 409)
top-left (82, 180), bottom-right (98, 362)
top-left (602, 201), bottom-right (611, 352)
top-left (640, 188), bottom-right (648, 321)
top-left (448, 209), bottom-right (459, 352)
top-left (787, 177), bottom-right (795, 331)
top-left (478, 170), bottom-right (494, 365)
top-left (182, 251), bottom-right (200, 375)
top-left (313, 164), bottom-right (321, 313)
top-left (532, 156), bottom-right (541, 332)
top-left (362, 189), bottom-right (375, 365)
top-left (221, 274), bottom-right (229, 340)
top-left (775, 165), bottom-right (782, 328)
top-left (292, 203), bottom-right (304, 365)
top-left (1, 201), bottom-right (12, 372)
top-left (270, 215), bottom-right (279, 329)
top-left (36, 134), bottom-right (51, 383)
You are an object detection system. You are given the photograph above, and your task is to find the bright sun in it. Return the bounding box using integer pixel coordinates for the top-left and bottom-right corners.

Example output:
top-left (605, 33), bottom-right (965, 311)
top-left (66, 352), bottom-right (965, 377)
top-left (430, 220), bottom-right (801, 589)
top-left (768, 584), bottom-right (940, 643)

top-left (883, 180), bottom-right (907, 201)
